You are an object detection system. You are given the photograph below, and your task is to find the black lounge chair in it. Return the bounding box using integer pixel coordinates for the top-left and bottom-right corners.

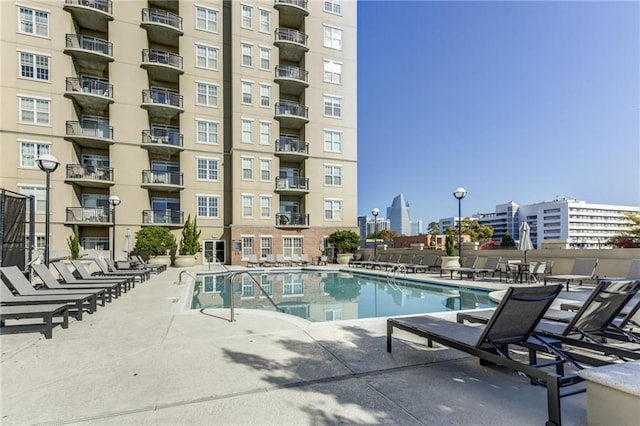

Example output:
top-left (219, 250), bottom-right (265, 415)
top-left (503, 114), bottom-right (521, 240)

top-left (33, 264), bottom-right (121, 301)
top-left (388, 284), bottom-right (585, 426)
top-left (440, 256), bottom-right (478, 279)
top-left (453, 256), bottom-right (502, 280)
top-left (130, 255), bottom-right (167, 274)
top-left (52, 261), bottom-right (131, 293)
top-left (72, 260), bottom-right (136, 288)
top-left (97, 258), bottom-right (150, 282)
top-left (1, 303), bottom-right (69, 339)
top-left (544, 258), bottom-right (598, 291)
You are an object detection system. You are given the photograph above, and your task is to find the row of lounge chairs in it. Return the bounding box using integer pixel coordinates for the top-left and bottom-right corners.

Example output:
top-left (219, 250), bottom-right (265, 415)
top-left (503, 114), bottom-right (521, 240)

top-left (246, 253), bottom-right (319, 267)
top-left (0, 256), bottom-right (166, 339)
top-left (387, 278), bottom-right (640, 425)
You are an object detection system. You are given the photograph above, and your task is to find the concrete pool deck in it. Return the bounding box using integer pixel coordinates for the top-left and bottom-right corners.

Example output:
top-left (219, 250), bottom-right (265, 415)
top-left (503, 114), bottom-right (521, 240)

top-left (1, 265), bottom-right (589, 425)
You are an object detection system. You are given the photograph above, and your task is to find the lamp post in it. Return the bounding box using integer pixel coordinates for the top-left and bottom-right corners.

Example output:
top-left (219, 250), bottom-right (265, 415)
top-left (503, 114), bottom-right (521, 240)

top-left (453, 187), bottom-right (467, 259)
top-left (372, 208), bottom-right (379, 258)
top-left (108, 195), bottom-right (121, 261)
top-left (36, 154), bottom-right (59, 266)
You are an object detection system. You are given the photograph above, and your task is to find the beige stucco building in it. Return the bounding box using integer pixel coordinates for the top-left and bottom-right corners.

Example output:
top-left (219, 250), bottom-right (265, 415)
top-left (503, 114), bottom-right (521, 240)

top-left (0, 0), bottom-right (358, 264)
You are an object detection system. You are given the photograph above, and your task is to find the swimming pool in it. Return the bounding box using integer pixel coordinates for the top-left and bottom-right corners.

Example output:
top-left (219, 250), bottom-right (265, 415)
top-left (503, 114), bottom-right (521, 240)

top-left (191, 271), bottom-right (495, 322)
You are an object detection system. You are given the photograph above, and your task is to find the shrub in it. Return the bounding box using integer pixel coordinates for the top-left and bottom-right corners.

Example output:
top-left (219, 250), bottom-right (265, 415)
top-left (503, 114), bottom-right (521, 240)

top-left (327, 230), bottom-right (360, 254)
top-left (179, 215), bottom-right (202, 256)
top-left (500, 232), bottom-right (516, 248)
top-left (134, 226), bottom-right (176, 256)
top-left (67, 224), bottom-right (81, 260)
top-left (445, 233), bottom-right (455, 256)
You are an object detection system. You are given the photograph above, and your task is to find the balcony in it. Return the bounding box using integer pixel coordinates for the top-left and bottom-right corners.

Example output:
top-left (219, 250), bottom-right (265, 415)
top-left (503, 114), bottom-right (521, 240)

top-left (274, 137), bottom-right (309, 161)
top-left (64, 164), bottom-right (114, 188)
top-left (275, 176), bottom-right (309, 195)
top-left (142, 210), bottom-right (183, 227)
top-left (141, 130), bottom-right (183, 155)
top-left (273, 0), bottom-right (308, 28)
top-left (63, 0), bottom-right (113, 32)
top-left (141, 88), bottom-right (183, 120)
top-left (140, 8), bottom-right (183, 47)
top-left (275, 212), bottom-right (310, 228)
top-left (65, 121), bottom-right (114, 149)
top-left (274, 65), bottom-right (309, 96)
top-left (274, 28), bottom-right (308, 62)
top-left (65, 207), bottom-right (111, 225)
top-left (274, 101), bottom-right (309, 129)
top-left (141, 170), bottom-right (184, 191)
top-left (64, 34), bottom-right (113, 72)
top-left (64, 77), bottom-right (113, 111)
top-left (141, 49), bottom-right (183, 83)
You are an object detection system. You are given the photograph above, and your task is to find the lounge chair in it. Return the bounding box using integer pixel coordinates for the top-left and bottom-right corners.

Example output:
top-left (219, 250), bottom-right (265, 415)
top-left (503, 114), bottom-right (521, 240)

top-left (33, 264), bottom-right (120, 301)
top-left (108, 258), bottom-right (155, 277)
top-left (263, 254), bottom-right (279, 267)
top-left (1, 303), bottom-right (69, 339)
top-left (387, 284), bottom-right (583, 426)
top-left (319, 255), bottom-right (328, 265)
top-left (299, 254), bottom-right (310, 266)
top-left (544, 258), bottom-right (598, 291)
top-left (453, 256), bottom-right (502, 280)
top-left (52, 261), bottom-right (131, 293)
top-left (348, 253), bottom-right (363, 267)
top-left (441, 256), bottom-right (478, 279)
top-left (246, 254), bottom-right (263, 267)
top-left (98, 258), bottom-right (150, 282)
top-left (71, 260), bottom-right (135, 288)
top-left (131, 255), bottom-right (167, 273)
top-left (276, 254), bottom-right (291, 267)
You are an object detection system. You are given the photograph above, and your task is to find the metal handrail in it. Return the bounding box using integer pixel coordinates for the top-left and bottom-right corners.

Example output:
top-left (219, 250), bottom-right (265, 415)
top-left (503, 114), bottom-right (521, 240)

top-left (227, 270), bottom-right (282, 322)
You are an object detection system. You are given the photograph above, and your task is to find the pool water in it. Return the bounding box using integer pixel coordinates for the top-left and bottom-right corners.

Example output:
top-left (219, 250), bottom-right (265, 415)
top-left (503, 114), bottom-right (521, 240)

top-left (191, 271), bottom-right (496, 322)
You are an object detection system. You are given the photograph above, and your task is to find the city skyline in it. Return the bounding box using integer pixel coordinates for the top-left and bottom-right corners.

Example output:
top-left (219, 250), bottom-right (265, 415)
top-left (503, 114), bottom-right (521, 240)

top-left (357, 1), bottom-right (640, 224)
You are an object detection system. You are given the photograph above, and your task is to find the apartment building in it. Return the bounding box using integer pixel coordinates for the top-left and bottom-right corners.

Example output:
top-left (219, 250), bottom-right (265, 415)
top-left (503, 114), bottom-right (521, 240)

top-left (0, 0), bottom-right (358, 265)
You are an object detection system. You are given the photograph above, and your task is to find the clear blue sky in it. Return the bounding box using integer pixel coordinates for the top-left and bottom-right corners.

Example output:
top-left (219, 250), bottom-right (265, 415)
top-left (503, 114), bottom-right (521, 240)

top-left (357, 0), bottom-right (640, 226)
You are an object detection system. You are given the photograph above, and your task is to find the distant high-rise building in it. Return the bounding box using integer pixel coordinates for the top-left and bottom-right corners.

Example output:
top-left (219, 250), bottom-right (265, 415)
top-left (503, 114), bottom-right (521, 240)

top-left (410, 220), bottom-right (423, 235)
top-left (387, 194), bottom-right (411, 236)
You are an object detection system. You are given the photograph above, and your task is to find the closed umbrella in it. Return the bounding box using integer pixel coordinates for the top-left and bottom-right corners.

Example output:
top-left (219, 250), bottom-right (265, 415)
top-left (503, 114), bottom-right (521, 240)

top-left (122, 228), bottom-right (132, 258)
top-left (518, 221), bottom-right (534, 264)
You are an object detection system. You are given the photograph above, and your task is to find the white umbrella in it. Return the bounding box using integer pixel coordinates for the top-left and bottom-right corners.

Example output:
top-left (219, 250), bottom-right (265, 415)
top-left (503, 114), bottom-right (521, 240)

top-left (518, 221), bottom-right (534, 263)
top-left (122, 228), bottom-right (132, 257)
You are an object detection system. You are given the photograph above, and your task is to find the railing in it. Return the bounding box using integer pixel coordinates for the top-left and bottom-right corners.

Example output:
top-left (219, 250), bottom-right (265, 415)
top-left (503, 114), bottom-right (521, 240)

top-left (66, 164), bottom-right (113, 181)
top-left (66, 207), bottom-right (111, 223)
top-left (142, 49), bottom-right (183, 69)
top-left (141, 129), bottom-right (183, 147)
top-left (66, 77), bottom-right (113, 98)
top-left (142, 209), bottom-right (183, 225)
top-left (65, 0), bottom-right (112, 14)
top-left (275, 176), bottom-right (309, 190)
top-left (275, 137), bottom-right (308, 155)
top-left (274, 28), bottom-right (308, 47)
top-left (141, 8), bottom-right (182, 30)
top-left (142, 88), bottom-right (183, 108)
top-left (65, 34), bottom-right (113, 56)
top-left (275, 212), bottom-right (309, 226)
top-left (274, 0), bottom-right (308, 10)
top-left (66, 121), bottom-right (113, 140)
top-left (275, 101), bottom-right (308, 119)
top-left (229, 271), bottom-right (282, 322)
top-left (275, 65), bottom-right (308, 83)
top-left (142, 170), bottom-right (183, 186)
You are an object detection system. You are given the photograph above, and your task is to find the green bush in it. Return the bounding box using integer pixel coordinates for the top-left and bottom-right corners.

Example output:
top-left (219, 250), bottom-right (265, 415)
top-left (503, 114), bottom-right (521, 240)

top-left (179, 215), bottom-right (202, 256)
top-left (327, 230), bottom-right (360, 254)
top-left (67, 224), bottom-right (81, 260)
top-left (134, 226), bottom-right (176, 256)
top-left (445, 233), bottom-right (455, 256)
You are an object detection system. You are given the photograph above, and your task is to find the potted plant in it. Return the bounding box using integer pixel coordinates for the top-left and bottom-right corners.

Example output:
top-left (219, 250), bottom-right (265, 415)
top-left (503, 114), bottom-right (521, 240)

top-left (174, 215), bottom-right (201, 268)
top-left (327, 229), bottom-right (360, 264)
top-left (133, 226), bottom-right (176, 266)
top-left (440, 231), bottom-right (461, 269)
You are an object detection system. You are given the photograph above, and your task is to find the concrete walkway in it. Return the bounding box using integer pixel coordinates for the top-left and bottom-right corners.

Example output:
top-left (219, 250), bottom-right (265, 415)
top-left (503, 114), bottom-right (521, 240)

top-left (1, 266), bottom-right (588, 425)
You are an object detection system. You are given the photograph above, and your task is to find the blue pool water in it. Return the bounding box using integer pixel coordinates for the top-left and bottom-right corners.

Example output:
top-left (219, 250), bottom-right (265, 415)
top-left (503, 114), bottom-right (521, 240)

top-left (191, 271), bottom-right (495, 322)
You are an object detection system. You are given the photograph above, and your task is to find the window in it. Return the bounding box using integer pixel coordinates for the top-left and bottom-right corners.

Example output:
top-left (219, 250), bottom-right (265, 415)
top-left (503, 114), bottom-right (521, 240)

top-left (324, 164), bottom-right (342, 186)
top-left (241, 119), bottom-right (253, 143)
top-left (196, 119), bottom-right (218, 144)
top-left (259, 84), bottom-right (271, 107)
top-left (197, 195), bottom-right (219, 218)
top-left (196, 158), bottom-right (219, 181)
top-left (19, 52), bottom-right (49, 81)
top-left (323, 95), bottom-right (342, 118)
top-left (259, 9), bottom-right (270, 32)
top-left (283, 237), bottom-right (303, 258)
top-left (196, 6), bottom-right (218, 32)
top-left (324, 199), bottom-right (343, 220)
top-left (196, 44), bottom-right (218, 70)
top-left (241, 4), bottom-right (252, 29)
top-left (19, 7), bottom-right (49, 37)
top-left (20, 141), bottom-right (50, 168)
top-left (242, 195), bottom-right (254, 217)
top-left (19, 185), bottom-right (46, 214)
top-left (259, 47), bottom-right (271, 70)
top-left (242, 157), bottom-right (253, 180)
top-left (196, 82), bottom-right (218, 106)
top-left (26, 234), bottom-right (46, 251)
top-left (260, 237), bottom-right (272, 258)
top-left (80, 237), bottom-right (109, 251)
top-left (323, 60), bottom-right (342, 84)
top-left (242, 236), bottom-right (254, 258)
top-left (19, 96), bottom-right (50, 124)
top-left (259, 122), bottom-right (271, 145)
top-left (323, 25), bottom-right (342, 50)
top-left (241, 43), bottom-right (253, 67)
top-left (260, 196), bottom-right (272, 218)
top-left (324, 0), bottom-right (342, 14)
top-left (260, 159), bottom-right (271, 181)
top-left (241, 81), bottom-right (253, 104)
top-left (324, 130), bottom-right (342, 152)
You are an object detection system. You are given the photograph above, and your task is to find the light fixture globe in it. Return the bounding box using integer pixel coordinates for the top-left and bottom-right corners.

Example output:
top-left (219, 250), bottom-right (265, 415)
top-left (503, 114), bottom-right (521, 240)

top-left (36, 154), bottom-right (60, 173)
top-left (371, 207), bottom-right (379, 217)
top-left (108, 195), bottom-right (121, 206)
top-left (453, 187), bottom-right (467, 200)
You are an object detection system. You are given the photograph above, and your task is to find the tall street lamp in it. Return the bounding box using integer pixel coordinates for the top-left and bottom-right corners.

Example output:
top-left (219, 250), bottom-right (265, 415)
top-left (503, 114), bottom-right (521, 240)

top-left (372, 208), bottom-right (380, 258)
top-left (108, 195), bottom-right (121, 261)
top-left (453, 187), bottom-right (467, 259)
top-left (36, 154), bottom-right (59, 266)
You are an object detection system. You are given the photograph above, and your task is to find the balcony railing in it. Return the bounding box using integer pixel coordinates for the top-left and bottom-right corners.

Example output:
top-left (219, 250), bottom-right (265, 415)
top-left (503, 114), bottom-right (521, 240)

top-left (274, 0), bottom-right (308, 9)
top-left (65, 34), bottom-right (113, 57)
top-left (66, 207), bottom-right (111, 223)
top-left (275, 101), bottom-right (308, 119)
top-left (275, 65), bottom-right (309, 83)
top-left (66, 164), bottom-right (113, 181)
top-left (142, 88), bottom-right (183, 108)
top-left (142, 49), bottom-right (183, 69)
top-left (274, 28), bottom-right (308, 47)
top-left (66, 121), bottom-right (113, 139)
top-left (142, 170), bottom-right (183, 186)
top-left (65, 0), bottom-right (112, 14)
top-left (276, 212), bottom-right (309, 227)
top-left (143, 209), bottom-right (183, 225)
top-left (66, 77), bottom-right (113, 98)
top-left (141, 129), bottom-right (183, 147)
top-left (275, 176), bottom-right (309, 190)
top-left (275, 138), bottom-right (308, 155)
top-left (141, 8), bottom-right (182, 30)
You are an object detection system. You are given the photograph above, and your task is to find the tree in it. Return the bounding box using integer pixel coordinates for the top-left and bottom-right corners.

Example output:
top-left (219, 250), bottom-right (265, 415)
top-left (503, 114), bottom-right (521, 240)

top-left (327, 230), bottom-right (361, 253)
top-left (501, 232), bottom-right (516, 248)
top-left (134, 226), bottom-right (177, 256)
top-left (607, 212), bottom-right (640, 248)
top-left (67, 224), bottom-right (81, 260)
top-left (179, 215), bottom-right (202, 255)
top-left (459, 218), bottom-right (494, 242)
top-left (427, 221), bottom-right (439, 249)
top-left (367, 229), bottom-right (398, 241)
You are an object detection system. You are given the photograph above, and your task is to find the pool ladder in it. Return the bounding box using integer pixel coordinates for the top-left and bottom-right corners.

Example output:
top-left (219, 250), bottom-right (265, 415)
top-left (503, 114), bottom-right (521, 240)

top-left (387, 264), bottom-right (406, 280)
